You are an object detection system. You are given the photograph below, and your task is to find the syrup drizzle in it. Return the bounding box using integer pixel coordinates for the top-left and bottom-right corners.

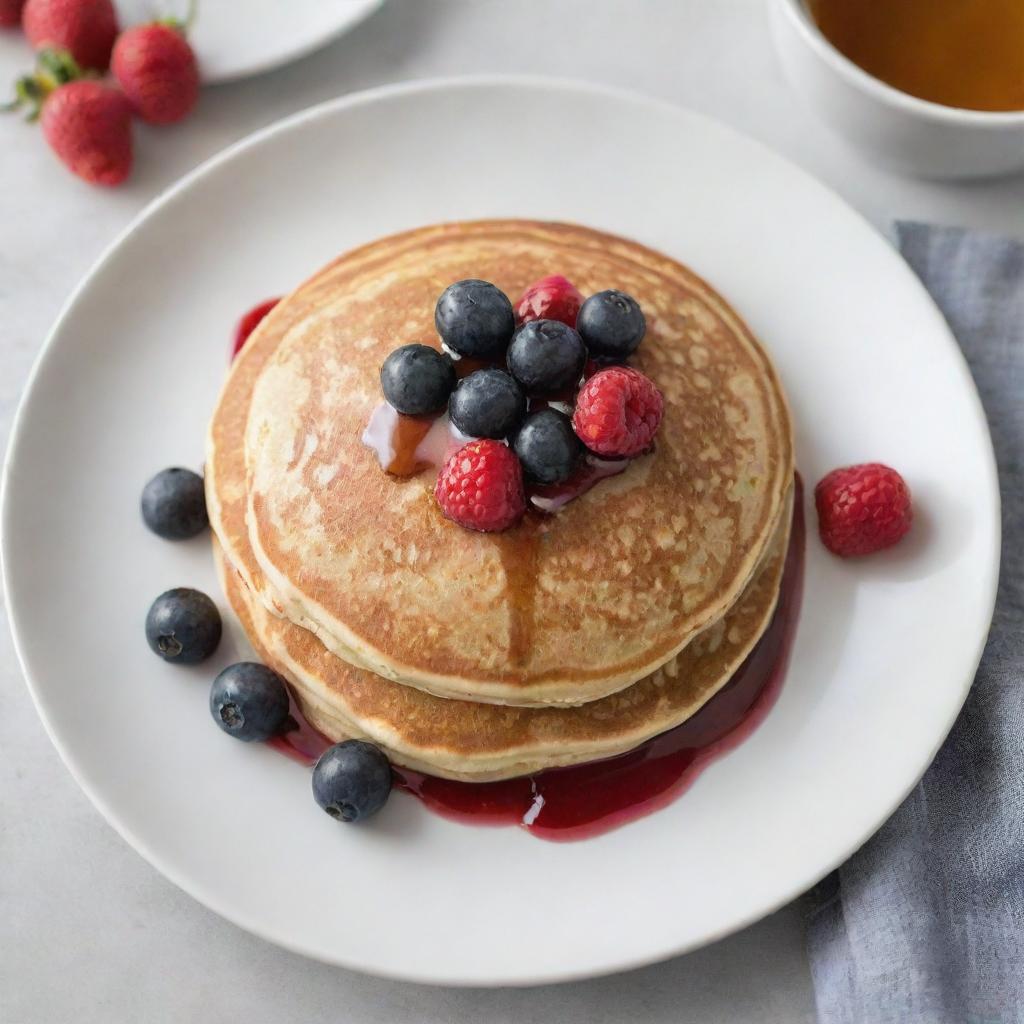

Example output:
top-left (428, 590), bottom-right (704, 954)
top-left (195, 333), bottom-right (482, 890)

top-left (361, 404), bottom-right (467, 478)
top-left (360, 393), bottom-right (629, 665)
top-left (268, 477), bottom-right (805, 842)
top-left (381, 415), bottom-right (433, 476)
top-left (497, 525), bottom-right (543, 667)
top-left (451, 354), bottom-right (492, 380)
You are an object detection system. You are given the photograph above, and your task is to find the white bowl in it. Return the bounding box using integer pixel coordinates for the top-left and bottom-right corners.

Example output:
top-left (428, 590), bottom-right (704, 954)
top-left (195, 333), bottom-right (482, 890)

top-left (769, 0), bottom-right (1024, 179)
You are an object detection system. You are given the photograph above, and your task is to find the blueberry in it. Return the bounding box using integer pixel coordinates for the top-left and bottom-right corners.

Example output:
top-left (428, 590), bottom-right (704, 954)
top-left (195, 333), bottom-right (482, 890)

top-left (312, 740), bottom-right (392, 823)
top-left (380, 344), bottom-right (456, 416)
top-left (141, 468), bottom-right (208, 540)
top-left (434, 279), bottom-right (515, 359)
top-left (448, 369), bottom-right (525, 439)
top-left (507, 319), bottom-right (587, 395)
top-left (145, 588), bottom-right (221, 664)
top-left (209, 662), bottom-right (290, 742)
top-left (514, 409), bottom-right (582, 484)
top-left (577, 290), bottom-right (646, 360)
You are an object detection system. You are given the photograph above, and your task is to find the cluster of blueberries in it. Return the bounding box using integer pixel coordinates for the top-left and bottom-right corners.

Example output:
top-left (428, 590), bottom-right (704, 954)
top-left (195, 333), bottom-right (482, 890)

top-left (380, 280), bottom-right (646, 485)
top-left (140, 467), bottom-right (392, 823)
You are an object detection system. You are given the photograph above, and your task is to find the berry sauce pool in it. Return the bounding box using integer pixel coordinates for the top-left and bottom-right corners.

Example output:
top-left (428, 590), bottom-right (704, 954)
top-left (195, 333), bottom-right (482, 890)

top-left (270, 477), bottom-right (805, 841)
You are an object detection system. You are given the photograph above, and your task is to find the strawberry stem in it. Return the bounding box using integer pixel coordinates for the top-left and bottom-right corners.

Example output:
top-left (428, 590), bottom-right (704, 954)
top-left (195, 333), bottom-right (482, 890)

top-left (2, 76), bottom-right (45, 120)
top-left (3, 49), bottom-right (86, 121)
top-left (37, 48), bottom-right (83, 87)
top-left (159, 0), bottom-right (196, 33)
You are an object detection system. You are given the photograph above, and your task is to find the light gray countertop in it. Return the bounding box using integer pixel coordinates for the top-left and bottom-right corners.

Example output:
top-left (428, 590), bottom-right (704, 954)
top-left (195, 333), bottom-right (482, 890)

top-left (1, 3), bottom-right (1021, 1021)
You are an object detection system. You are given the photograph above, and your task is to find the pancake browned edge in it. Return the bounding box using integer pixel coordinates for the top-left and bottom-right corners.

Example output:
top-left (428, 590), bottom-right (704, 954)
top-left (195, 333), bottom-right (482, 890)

top-left (215, 486), bottom-right (790, 780)
top-left (211, 220), bottom-right (794, 707)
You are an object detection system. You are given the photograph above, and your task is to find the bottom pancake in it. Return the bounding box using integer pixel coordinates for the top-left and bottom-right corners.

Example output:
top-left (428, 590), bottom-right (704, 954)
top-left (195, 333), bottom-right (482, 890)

top-left (214, 486), bottom-right (792, 782)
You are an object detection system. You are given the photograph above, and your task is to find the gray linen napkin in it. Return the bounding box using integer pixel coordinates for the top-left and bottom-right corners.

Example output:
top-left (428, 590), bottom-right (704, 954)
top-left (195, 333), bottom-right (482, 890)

top-left (805, 222), bottom-right (1024, 1024)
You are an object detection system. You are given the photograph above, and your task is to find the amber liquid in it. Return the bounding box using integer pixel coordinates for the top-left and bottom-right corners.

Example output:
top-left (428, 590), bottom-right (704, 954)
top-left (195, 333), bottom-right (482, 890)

top-left (807, 0), bottom-right (1024, 112)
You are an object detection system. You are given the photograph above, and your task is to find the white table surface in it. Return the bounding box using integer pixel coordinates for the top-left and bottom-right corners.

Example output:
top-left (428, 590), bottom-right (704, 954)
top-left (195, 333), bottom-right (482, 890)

top-left (1, 2), bottom-right (1021, 1022)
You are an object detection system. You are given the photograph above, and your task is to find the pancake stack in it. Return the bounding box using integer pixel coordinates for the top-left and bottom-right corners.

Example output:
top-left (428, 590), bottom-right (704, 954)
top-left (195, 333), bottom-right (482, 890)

top-left (207, 220), bottom-right (794, 782)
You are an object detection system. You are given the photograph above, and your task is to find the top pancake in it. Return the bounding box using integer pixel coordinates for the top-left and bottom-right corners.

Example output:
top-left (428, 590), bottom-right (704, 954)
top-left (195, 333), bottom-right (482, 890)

top-left (208, 292), bottom-right (794, 780)
top-left (231, 220), bottom-right (793, 705)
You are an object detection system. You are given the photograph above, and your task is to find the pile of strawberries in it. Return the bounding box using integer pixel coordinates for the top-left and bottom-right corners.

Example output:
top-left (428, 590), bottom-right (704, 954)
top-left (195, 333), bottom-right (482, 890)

top-left (2, 0), bottom-right (199, 185)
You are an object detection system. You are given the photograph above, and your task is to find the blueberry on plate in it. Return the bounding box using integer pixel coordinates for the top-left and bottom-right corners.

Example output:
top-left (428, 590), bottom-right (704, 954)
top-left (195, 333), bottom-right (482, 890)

top-left (380, 343), bottom-right (456, 416)
top-left (312, 740), bottom-right (392, 823)
top-left (448, 368), bottom-right (526, 439)
top-left (514, 408), bottom-right (582, 484)
top-left (507, 319), bottom-right (587, 395)
top-left (209, 662), bottom-right (290, 742)
top-left (434, 279), bottom-right (515, 359)
top-left (145, 588), bottom-right (221, 664)
top-left (141, 467), bottom-right (208, 540)
top-left (576, 289), bottom-right (646, 360)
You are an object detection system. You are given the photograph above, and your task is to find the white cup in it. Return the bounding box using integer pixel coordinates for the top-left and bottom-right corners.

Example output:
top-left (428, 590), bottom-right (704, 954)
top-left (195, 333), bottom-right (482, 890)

top-left (769, 0), bottom-right (1024, 180)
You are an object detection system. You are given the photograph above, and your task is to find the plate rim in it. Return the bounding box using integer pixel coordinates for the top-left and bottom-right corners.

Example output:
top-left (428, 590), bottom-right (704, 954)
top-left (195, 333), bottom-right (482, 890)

top-left (0, 74), bottom-right (1001, 986)
top-left (198, 0), bottom-right (386, 85)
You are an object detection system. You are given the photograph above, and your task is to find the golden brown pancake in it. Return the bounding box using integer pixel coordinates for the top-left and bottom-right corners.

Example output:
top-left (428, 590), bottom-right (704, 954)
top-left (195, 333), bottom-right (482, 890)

top-left (214, 497), bottom-right (790, 780)
top-left (212, 221), bottom-right (793, 705)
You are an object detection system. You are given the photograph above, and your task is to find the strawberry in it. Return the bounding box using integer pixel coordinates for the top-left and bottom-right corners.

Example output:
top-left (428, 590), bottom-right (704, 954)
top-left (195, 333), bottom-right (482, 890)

top-left (572, 366), bottom-right (663, 457)
top-left (435, 440), bottom-right (526, 533)
top-left (41, 78), bottom-right (132, 185)
top-left (814, 463), bottom-right (913, 557)
top-left (112, 19), bottom-right (198, 125)
top-left (0, 0), bottom-right (25, 28)
top-left (22, 0), bottom-right (118, 70)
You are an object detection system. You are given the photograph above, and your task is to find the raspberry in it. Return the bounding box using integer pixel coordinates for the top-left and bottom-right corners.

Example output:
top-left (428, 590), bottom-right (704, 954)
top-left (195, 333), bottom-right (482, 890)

top-left (572, 366), bottom-right (663, 457)
top-left (515, 275), bottom-right (583, 328)
top-left (814, 463), bottom-right (912, 557)
top-left (435, 440), bottom-right (525, 532)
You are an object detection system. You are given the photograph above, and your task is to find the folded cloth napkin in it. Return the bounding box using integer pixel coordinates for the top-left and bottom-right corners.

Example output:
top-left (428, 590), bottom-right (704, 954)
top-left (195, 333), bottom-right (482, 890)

top-left (805, 222), bottom-right (1024, 1024)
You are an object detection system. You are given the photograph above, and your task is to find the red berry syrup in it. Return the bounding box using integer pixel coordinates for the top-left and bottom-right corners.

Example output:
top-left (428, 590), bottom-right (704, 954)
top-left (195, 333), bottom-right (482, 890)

top-left (270, 477), bottom-right (805, 842)
top-left (528, 454), bottom-right (631, 514)
top-left (268, 699), bottom-right (332, 766)
top-left (232, 298), bottom-right (281, 361)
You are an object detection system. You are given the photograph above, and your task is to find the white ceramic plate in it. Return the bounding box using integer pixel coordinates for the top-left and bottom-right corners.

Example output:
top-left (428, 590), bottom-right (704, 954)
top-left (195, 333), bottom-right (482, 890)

top-left (1, 78), bottom-right (999, 986)
top-left (115, 0), bottom-right (384, 83)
